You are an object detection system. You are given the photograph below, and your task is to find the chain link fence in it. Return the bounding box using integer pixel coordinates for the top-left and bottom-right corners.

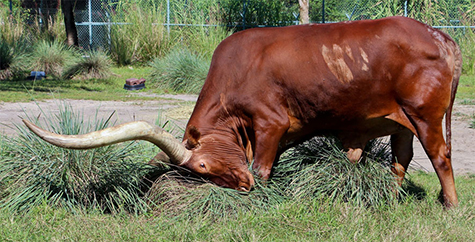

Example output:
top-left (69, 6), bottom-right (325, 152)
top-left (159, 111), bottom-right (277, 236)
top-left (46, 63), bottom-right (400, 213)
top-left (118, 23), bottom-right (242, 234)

top-left (18, 0), bottom-right (475, 50)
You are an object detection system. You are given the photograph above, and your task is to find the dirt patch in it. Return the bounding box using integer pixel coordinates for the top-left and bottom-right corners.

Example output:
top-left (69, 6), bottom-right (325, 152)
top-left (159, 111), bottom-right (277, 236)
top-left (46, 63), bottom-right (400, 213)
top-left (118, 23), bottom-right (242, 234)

top-left (1, 97), bottom-right (474, 174)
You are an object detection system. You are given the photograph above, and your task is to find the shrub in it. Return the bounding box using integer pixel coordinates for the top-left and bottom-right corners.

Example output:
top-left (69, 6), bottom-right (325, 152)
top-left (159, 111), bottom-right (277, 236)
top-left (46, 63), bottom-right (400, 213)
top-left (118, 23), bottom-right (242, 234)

top-left (0, 37), bottom-right (28, 80)
top-left (0, 102), bottom-right (157, 214)
top-left (110, 1), bottom-right (170, 66)
top-left (28, 40), bottom-right (78, 78)
top-left (149, 47), bottom-right (209, 93)
top-left (63, 50), bottom-right (113, 80)
top-left (280, 137), bottom-right (401, 207)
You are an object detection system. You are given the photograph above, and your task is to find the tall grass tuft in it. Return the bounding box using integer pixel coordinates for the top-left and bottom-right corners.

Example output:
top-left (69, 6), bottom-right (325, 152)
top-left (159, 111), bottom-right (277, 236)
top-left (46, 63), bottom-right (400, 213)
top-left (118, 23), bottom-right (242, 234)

top-left (147, 170), bottom-right (285, 220)
top-left (0, 36), bottom-right (29, 80)
top-left (28, 40), bottom-right (78, 78)
top-left (110, 1), bottom-right (170, 66)
top-left (0, 102), bottom-right (156, 214)
top-left (149, 47), bottom-right (209, 93)
top-left (459, 29), bottom-right (475, 75)
top-left (63, 50), bottom-right (113, 80)
top-left (280, 137), bottom-right (402, 207)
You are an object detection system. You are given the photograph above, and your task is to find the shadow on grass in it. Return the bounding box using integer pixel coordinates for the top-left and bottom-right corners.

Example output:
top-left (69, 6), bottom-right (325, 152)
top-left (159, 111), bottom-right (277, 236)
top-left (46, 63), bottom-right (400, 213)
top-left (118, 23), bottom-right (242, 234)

top-left (402, 179), bottom-right (427, 200)
top-left (0, 78), bottom-right (114, 93)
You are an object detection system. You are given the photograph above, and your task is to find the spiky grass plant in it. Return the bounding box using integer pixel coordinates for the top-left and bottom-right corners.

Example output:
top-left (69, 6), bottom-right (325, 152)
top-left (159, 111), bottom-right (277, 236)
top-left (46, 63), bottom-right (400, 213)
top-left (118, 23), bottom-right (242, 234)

top-left (28, 40), bottom-right (78, 78)
top-left (0, 102), bottom-right (158, 214)
top-left (146, 170), bottom-right (285, 220)
top-left (110, 1), bottom-right (170, 65)
top-left (63, 50), bottom-right (113, 80)
top-left (0, 37), bottom-right (29, 80)
top-left (149, 47), bottom-right (209, 93)
top-left (281, 137), bottom-right (402, 207)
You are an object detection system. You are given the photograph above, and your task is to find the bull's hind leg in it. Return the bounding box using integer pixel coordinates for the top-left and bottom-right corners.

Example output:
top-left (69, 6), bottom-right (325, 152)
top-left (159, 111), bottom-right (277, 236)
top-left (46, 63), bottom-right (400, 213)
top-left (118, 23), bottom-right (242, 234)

top-left (390, 128), bottom-right (414, 186)
top-left (412, 119), bottom-right (458, 207)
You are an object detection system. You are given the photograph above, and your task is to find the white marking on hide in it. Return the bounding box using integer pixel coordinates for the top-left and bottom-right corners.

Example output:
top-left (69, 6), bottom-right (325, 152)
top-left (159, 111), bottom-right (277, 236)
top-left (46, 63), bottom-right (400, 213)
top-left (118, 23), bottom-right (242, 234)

top-left (344, 44), bottom-right (354, 62)
top-left (359, 47), bottom-right (370, 72)
top-left (359, 47), bottom-right (369, 63)
top-left (362, 63), bottom-right (369, 71)
top-left (322, 44), bottom-right (354, 83)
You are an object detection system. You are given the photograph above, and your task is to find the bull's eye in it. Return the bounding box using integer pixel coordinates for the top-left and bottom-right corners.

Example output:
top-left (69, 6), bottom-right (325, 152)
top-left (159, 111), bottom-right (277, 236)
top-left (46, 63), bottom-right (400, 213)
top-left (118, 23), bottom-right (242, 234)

top-left (200, 163), bottom-right (205, 168)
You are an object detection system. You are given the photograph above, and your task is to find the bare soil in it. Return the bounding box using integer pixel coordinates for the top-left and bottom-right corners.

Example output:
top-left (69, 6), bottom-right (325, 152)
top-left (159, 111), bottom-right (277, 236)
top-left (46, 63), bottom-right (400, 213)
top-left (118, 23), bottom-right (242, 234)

top-left (1, 96), bottom-right (474, 174)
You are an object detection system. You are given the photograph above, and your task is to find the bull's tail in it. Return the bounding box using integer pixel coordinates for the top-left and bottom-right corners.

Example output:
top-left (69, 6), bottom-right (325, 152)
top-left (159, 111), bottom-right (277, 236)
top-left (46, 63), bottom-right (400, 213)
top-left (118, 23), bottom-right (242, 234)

top-left (446, 43), bottom-right (462, 158)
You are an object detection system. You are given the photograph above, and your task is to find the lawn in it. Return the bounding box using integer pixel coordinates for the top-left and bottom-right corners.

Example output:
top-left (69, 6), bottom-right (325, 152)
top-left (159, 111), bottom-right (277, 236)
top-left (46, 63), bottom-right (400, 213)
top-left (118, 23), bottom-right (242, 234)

top-left (0, 172), bottom-right (473, 241)
top-left (0, 67), bottom-right (156, 102)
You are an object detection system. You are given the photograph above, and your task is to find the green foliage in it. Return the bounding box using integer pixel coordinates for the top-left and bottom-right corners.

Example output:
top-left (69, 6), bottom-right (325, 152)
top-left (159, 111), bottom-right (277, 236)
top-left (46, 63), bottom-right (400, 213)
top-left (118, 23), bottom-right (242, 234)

top-left (459, 29), bottom-right (475, 75)
top-left (149, 47), bottom-right (209, 93)
top-left (146, 170), bottom-right (285, 220)
top-left (0, 102), bottom-right (156, 214)
top-left (220, 0), bottom-right (298, 29)
top-left (110, 0), bottom-right (170, 66)
top-left (63, 50), bottom-right (113, 80)
top-left (281, 138), bottom-right (401, 207)
top-left (28, 40), bottom-right (78, 78)
top-left (0, 36), bottom-right (29, 80)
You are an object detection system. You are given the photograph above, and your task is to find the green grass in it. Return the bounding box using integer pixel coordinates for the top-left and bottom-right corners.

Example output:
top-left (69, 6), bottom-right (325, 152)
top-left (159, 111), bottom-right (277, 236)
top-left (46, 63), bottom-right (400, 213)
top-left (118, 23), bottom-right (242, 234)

top-left (457, 75), bottom-right (475, 100)
top-left (0, 67), bottom-right (157, 102)
top-left (0, 172), bottom-right (473, 241)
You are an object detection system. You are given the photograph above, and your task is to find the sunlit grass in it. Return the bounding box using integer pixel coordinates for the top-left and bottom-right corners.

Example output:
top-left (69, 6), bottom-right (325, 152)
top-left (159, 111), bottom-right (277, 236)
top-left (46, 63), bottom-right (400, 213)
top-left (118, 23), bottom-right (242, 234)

top-left (457, 75), bottom-right (475, 100)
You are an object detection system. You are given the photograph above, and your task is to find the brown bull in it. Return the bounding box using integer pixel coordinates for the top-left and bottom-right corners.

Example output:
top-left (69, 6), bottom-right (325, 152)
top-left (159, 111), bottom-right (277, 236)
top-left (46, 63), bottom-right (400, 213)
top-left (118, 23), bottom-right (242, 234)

top-left (23, 16), bottom-right (462, 207)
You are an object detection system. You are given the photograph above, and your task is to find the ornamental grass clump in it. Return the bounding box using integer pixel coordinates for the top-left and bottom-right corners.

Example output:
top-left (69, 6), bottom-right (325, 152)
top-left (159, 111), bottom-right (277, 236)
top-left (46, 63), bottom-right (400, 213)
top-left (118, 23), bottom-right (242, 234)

top-left (280, 137), bottom-right (403, 207)
top-left (146, 169), bottom-right (285, 220)
top-left (0, 102), bottom-right (156, 214)
top-left (28, 40), bottom-right (78, 78)
top-left (0, 38), bottom-right (28, 80)
top-left (63, 50), bottom-right (113, 80)
top-left (149, 47), bottom-right (209, 93)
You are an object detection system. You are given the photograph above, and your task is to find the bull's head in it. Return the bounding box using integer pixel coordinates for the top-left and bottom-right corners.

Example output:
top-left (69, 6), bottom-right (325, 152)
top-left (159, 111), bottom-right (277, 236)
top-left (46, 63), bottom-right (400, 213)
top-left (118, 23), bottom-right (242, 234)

top-left (22, 120), bottom-right (255, 192)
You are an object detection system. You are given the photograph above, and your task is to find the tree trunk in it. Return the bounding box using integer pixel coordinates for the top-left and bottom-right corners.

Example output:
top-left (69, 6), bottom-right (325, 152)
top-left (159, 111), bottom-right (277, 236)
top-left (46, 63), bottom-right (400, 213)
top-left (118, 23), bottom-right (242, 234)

top-left (298, 0), bottom-right (310, 24)
top-left (61, 0), bottom-right (78, 46)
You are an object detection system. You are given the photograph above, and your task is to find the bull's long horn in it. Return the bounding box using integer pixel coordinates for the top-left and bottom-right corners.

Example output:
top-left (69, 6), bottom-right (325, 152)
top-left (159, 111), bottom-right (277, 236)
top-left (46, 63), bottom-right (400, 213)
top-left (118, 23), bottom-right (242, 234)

top-left (22, 120), bottom-right (191, 165)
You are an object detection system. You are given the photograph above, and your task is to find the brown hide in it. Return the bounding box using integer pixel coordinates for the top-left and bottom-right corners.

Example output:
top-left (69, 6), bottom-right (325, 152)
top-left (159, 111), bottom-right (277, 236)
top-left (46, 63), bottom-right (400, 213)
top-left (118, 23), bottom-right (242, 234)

top-left (181, 16), bottom-right (461, 206)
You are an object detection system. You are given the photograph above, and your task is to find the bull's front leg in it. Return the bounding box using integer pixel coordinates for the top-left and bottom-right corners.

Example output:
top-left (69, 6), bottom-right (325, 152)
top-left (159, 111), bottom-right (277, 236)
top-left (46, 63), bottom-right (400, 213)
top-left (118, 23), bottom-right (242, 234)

top-left (251, 115), bottom-right (290, 180)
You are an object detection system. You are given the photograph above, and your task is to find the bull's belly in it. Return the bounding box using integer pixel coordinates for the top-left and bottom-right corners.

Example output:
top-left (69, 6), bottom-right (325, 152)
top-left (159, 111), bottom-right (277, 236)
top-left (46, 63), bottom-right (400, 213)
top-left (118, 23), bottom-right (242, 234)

top-left (281, 116), bottom-right (406, 149)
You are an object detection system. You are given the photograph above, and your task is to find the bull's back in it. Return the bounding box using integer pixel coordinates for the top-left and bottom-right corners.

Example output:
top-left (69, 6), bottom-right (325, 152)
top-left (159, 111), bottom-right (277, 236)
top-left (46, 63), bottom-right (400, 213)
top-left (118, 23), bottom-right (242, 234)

top-left (200, 16), bottom-right (459, 125)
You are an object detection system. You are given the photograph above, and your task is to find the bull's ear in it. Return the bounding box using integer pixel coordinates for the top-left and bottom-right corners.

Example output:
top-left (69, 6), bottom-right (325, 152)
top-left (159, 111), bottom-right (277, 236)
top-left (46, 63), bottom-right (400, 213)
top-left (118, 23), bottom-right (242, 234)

top-left (186, 126), bottom-right (201, 149)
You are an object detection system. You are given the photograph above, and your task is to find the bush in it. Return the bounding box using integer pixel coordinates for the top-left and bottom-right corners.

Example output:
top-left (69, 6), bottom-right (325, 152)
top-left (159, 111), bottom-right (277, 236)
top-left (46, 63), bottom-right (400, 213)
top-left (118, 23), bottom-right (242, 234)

top-left (280, 137), bottom-right (401, 207)
top-left (0, 102), bottom-right (157, 214)
top-left (63, 50), bottom-right (113, 80)
top-left (110, 1), bottom-right (170, 66)
top-left (28, 40), bottom-right (78, 78)
top-left (0, 37), bottom-right (28, 80)
top-left (149, 47), bottom-right (209, 93)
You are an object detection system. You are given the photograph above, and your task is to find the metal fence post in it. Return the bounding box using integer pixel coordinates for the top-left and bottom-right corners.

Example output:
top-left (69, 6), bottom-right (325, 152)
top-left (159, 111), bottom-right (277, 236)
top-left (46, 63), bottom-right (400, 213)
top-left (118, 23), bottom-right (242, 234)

top-left (167, 0), bottom-right (170, 34)
top-left (88, 0), bottom-right (92, 48)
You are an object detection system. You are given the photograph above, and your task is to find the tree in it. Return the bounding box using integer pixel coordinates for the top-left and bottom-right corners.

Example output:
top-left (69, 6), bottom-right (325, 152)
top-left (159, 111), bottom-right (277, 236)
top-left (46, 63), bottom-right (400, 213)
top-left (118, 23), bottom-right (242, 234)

top-left (61, 0), bottom-right (78, 46)
top-left (299, 0), bottom-right (309, 24)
